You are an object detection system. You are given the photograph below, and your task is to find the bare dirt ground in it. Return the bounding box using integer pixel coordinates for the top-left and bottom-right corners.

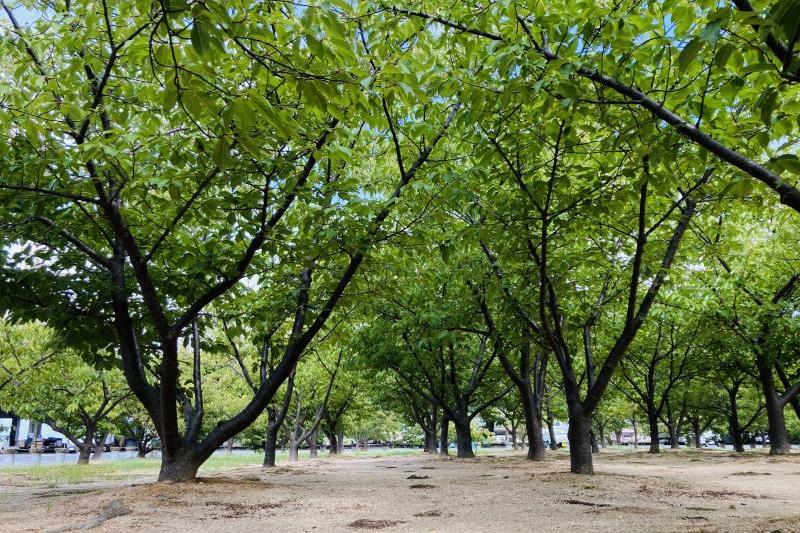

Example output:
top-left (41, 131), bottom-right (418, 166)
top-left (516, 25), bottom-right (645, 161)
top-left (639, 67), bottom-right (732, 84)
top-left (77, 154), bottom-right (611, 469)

top-left (1, 449), bottom-right (799, 532)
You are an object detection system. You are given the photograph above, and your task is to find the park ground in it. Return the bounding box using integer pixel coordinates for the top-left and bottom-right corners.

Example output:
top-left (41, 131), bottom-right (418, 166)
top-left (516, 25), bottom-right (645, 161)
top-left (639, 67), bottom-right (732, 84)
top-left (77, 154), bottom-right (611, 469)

top-left (0, 448), bottom-right (799, 532)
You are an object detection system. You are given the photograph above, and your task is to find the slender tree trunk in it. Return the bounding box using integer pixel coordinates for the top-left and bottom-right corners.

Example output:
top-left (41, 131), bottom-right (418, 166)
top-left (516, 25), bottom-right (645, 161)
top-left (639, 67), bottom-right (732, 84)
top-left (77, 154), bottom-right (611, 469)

top-left (590, 429), bottom-right (600, 454)
top-left (567, 409), bottom-right (594, 474)
top-left (647, 406), bottom-right (660, 454)
top-left (546, 416), bottom-right (557, 450)
top-left (614, 429), bottom-right (623, 445)
top-left (520, 389), bottom-right (546, 460)
top-left (453, 421), bottom-right (474, 458)
top-left (439, 412), bottom-right (450, 456)
top-left (336, 429), bottom-right (344, 453)
top-left (263, 427), bottom-right (279, 467)
top-left (691, 417), bottom-right (702, 448)
top-left (728, 387), bottom-right (745, 453)
top-left (511, 426), bottom-right (517, 450)
top-left (326, 428), bottom-right (338, 455)
top-left (425, 408), bottom-right (438, 454)
top-left (756, 354), bottom-right (791, 454)
top-left (668, 420), bottom-right (680, 450)
top-left (308, 428), bottom-right (318, 458)
top-left (7, 415), bottom-right (18, 448)
top-left (632, 417), bottom-right (639, 450)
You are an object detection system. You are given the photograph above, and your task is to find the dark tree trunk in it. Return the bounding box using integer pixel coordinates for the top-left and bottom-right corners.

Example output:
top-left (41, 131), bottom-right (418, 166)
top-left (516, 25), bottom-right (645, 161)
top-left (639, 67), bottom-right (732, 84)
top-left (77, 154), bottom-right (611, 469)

top-left (567, 410), bottom-right (594, 474)
top-left (510, 426), bottom-right (517, 450)
top-left (756, 354), bottom-right (791, 454)
top-left (668, 420), bottom-right (679, 450)
top-left (727, 385), bottom-right (745, 453)
top-left (590, 429), bottom-right (600, 454)
top-left (546, 416), bottom-right (557, 451)
top-left (520, 388), bottom-right (546, 460)
top-left (454, 421), bottom-right (474, 458)
top-left (614, 429), bottom-right (623, 445)
top-left (138, 446), bottom-right (149, 459)
top-left (7, 415), bottom-right (18, 447)
top-left (263, 426), bottom-right (278, 467)
top-left (647, 407), bottom-right (660, 454)
top-left (439, 412), bottom-right (449, 456)
top-left (426, 408), bottom-right (438, 454)
top-left (691, 417), bottom-right (702, 448)
top-left (326, 429), bottom-right (337, 455)
top-left (158, 448), bottom-right (202, 482)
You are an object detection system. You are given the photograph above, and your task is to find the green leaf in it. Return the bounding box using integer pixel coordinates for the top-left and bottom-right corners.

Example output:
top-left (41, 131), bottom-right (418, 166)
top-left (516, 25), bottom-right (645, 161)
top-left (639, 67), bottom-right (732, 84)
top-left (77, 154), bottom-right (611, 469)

top-left (678, 38), bottom-right (704, 73)
top-left (700, 19), bottom-right (724, 44)
top-left (190, 20), bottom-right (210, 56)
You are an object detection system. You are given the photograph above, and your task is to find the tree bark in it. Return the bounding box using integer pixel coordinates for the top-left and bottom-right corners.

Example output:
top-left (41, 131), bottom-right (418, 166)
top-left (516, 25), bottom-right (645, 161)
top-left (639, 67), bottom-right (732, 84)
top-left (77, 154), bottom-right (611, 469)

top-left (439, 412), bottom-right (449, 456)
top-left (647, 407), bottom-right (660, 454)
top-left (263, 422), bottom-right (279, 467)
top-left (756, 354), bottom-right (791, 454)
top-left (520, 388), bottom-right (546, 460)
top-left (92, 432), bottom-right (109, 460)
top-left (308, 428), bottom-right (318, 458)
top-left (691, 416), bottom-right (702, 448)
top-left (158, 448), bottom-right (201, 482)
top-left (326, 428), bottom-right (338, 455)
top-left (454, 421), bottom-right (474, 458)
top-left (77, 444), bottom-right (92, 465)
top-left (546, 416), bottom-right (557, 451)
top-left (567, 410), bottom-right (594, 474)
top-left (590, 429), bottom-right (600, 454)
top-left (288, 433), bottom-right (299, 462)
top-left (336, 429), bottom-right (344, 453)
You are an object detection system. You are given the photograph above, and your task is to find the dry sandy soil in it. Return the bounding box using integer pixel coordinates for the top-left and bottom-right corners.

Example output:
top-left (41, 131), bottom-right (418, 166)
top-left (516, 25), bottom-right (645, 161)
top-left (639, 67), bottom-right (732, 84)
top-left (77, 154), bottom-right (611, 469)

top-left (1, 449), bottom-right (799, 532)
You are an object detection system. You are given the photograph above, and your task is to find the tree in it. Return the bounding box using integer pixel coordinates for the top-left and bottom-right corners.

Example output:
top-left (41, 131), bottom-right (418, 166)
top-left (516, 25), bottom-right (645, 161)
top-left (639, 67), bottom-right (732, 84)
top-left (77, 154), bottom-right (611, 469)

top-left (0, 1), bottom-right (459, 480)
top-left (618, 315), bottom-right (700, 453)
top-left (0, 321), bottom-right (129, 463)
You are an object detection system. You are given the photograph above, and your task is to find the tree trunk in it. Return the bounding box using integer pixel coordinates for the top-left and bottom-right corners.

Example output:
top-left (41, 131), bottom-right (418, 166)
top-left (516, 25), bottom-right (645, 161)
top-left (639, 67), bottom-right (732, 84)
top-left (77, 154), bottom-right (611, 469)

top-left (439, 412), bottom-right (449, 456)
top-left (757, 354), bottom-right (791, 454)
top-left (77, 444), bottom-right (92, 465)
top-left (668, 421), bottom-right (680, 450)
top-left (263, 426), bottom-right (279, 467)
top-left (632, 417), bottom-right (639, 450)
top-left (138, 446), bottom-right (149, 459)
top-left (614, 429), bottom-right (623, 445)
top-left (546, 417), bottom-right (557, 450)
top-left (288, 434), bottom-right (299, 462)
top-left (510, 427), bottom-right (517, 450)
top-left (158, 448), bottom-right (202, 482)
top-left (326, 428), bottom-right (338, 455)
top-left (590, 429), bottom-right (600, 454)
top-left (691, 417), bottom-right (702, 448)
top-left (92, 432), bottom-right (109, 461)
top-left (520, 389), bottom-right (546, 460)
top-left (308, 428), bottom-right (318, 458)
top-left (647, 406), bottom-right (660, 454)
top-left (453, 421), bottom-right (474, 458)
top-left (728, 386), bottom-right (745, 453)
top-left (336, 429), bottom-right (344, 453)
top-left (567, 410), bottom-right (594, 475)
top-left (425, 408), bottom-right (438, 454)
